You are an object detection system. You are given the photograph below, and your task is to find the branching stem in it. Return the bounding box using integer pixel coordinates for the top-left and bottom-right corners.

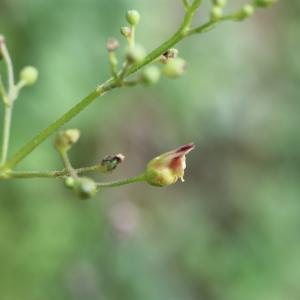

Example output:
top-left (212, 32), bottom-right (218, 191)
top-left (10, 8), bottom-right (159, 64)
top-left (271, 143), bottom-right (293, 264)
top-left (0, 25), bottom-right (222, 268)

top-left (0, 2), bottom-right (267, 177)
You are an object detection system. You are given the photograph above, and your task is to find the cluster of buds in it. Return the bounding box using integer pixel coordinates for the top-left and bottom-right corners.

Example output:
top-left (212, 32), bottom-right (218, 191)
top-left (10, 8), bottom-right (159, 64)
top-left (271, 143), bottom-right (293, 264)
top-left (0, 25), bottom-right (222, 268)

top-left (105, 10), bottom-right (187, 88)
top-left (54, 129), bottom-right (98, 200)
top-left (210, 0), bottom-right (277, 22)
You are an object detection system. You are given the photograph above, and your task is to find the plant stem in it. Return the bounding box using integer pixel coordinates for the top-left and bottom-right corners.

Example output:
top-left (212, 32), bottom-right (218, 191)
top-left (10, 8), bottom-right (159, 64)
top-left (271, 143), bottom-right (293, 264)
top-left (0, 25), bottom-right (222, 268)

top-left (2, 163), bottom-right (114, 179)
top-left (0, 83), bottom-right (115, 170)
top-left (60, 151), bottom-right (78, 178)
top-left (96, 174), bottom-right (146, 188)
top-left (0, 37), bottom-right (16, 166)
top-left (1, 106), bottom-right (13, 164)
top-left (0, 3), bottom-right (224, 172)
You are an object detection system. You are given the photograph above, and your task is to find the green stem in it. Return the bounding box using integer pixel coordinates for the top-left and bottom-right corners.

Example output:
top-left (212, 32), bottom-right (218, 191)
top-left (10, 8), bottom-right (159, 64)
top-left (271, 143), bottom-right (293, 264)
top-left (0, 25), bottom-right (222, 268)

top-left (0, 37), bottom-right (16, 166)
top-left (1, 106), bottom-right (13, 165)
top-left (97, 173), bottom-right (146, 188)
top-left (60, 151), bottom-right (78, 178)
top-left (2, 163), bottom-right (113, 179)
top-left (0, 3), bottom-right (211, 172)
top-left (0, 84), bottom-right (115, 170)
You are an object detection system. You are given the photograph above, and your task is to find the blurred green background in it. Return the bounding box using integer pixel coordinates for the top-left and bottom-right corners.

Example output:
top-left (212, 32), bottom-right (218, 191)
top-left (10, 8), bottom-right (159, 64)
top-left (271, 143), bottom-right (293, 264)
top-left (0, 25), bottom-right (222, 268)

top-left (0, 0), bottom-right (299, 299)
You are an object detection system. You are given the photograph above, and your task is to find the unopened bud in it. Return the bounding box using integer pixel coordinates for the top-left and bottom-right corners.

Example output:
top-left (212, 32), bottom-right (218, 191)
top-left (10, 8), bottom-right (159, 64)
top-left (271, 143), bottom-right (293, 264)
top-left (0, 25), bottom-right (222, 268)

top-left (145, 143), bottom-right (195, 187)
top-left (74, 177), bottom-right (97, 200)
top-left (238, 4), bottom-right (255, 20)
top-left (54, 129), bottom-right (80, 152)
top-left (120, 27), bottom-right (131, 38)
top-left (213, 0), bottom-right (227, 8)
top-left (141, 66), bottom-right (161, 85)
top-left (163, 58), bottom-right (187, 78)
top-left (64, 176), bottom-right (75, 188)
top-left (20, 66), bottom-right (38, 86)
top-left (210, 6), bottom-right (223, 21)
top-left (106, 38), bottom-right (119, 52)
top-left (126, 45), bottom-right (146, 63)
top-left (126, 10), bottom-right (140, 26)
top-left (255, 0), bottom-right (277, 7)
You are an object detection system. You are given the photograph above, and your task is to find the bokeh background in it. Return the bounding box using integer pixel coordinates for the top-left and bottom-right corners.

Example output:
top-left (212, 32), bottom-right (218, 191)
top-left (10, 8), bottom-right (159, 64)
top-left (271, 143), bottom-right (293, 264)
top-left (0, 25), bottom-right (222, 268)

top-left (0, 0), bottom-right (298, 299)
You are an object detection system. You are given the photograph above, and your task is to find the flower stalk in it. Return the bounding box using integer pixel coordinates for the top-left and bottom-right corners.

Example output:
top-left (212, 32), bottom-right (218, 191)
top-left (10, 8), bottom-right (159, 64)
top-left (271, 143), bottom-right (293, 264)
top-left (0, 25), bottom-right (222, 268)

top-left (0, 0), bottom-right (278, 198)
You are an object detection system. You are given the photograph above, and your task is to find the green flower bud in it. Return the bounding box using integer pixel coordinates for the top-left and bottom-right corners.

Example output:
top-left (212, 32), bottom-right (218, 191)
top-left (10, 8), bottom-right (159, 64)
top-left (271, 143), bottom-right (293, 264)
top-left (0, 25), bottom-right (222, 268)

top-left (126, 10), bottom-right (140, 26)
top-left (20, 66), bottom-right (38, 86)
top-left (64, 176), bottom-right (75, 188)
top-left (141, 66), bottom-right (161, 85)
top-left (54, 129), bottom-right (80, 152)
top-left (255, 0), bottom-right (277, 7)
top-left (74, 177), bottom-right (97, 200)
top-left (126, 45), bottom-right (146, 64)
top-left (120, 27), bottom-right (131, 38)
top-left (210, 6), bottom-right (223, 21)
top-left (162, 58), bottom-right (187, 78)
top-left (239, 4), bottom-right (255, 19)
top-left (213, 0), bottom-right (227, 8)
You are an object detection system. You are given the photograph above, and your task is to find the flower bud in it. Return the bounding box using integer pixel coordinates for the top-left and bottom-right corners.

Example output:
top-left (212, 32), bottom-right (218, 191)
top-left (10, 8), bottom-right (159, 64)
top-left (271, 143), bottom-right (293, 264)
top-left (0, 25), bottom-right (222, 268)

top-left (106, 38), bottom-right (119, 52)
top-left (20, 66), bottom-right (38, 86)
top-left (255, 0), bottom-right (277, 7)
top-left (210, 6), bottom-right (223, 21)
top-left (54, 129), bottom-right (80, 152)
top-left (213, 0), bottom-right (227, 8)
top-left (145, 143), bottom-right (195, 187)
top-left (64, 176), bottom-right (75, 188)
top-left (74, 177), bottom-right (97, 200)
top-left (120, 27), bottom-right (131, 38)
top-left (238, 4), bottom-right (255, 20)
top-left (126, 10), bottom-right (140, 26)
top-left (126, 45), bottom-right (146, 64)
top-left (162, 58), bottom-right (187, 78)
top-left (141, 66), bottom-right (161, 85)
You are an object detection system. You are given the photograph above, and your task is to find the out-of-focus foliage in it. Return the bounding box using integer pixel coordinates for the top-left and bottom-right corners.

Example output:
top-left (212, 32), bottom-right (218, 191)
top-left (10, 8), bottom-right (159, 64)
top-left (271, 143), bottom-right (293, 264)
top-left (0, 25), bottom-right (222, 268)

top-left (0, 1), bottom-right (298, 300)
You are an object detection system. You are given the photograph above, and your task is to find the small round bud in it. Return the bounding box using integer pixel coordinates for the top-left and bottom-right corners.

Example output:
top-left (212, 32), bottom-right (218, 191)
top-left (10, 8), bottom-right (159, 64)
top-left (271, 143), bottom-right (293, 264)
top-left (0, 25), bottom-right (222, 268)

top-left (213, 0), bottom-right (227, 8)
top-left (20, 66), bottom-right (38, 86)
top-left (74, 177), bottom-right (97, 200)
top-left (106, 38), bottom-right (119, 52)
top-left (255, 0), bottom-right (277, 7)
top-left (120, 27), bottom-right (131, 38)
top-left (162, 58), bottom-right (187, 78)
top-left (126, 45), bottom-right (146, 64)
top-left (210, 6), bottom-right (223, 21)
top-left (64, 176), bottom-right (75, 188)
top-left (239, 4), bottom-right (255, 19)
top-left (126, 10), bottom-right (140, 26)
top-left (54, 129), bottom-right (80, 152)
top-left (141, 66), bottom-right (161, 85)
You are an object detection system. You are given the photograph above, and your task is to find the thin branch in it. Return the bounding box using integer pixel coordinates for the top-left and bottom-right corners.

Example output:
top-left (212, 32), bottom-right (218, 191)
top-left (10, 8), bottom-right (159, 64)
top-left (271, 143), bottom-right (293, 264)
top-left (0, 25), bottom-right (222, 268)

top-left (2, 163), bottom-right (117, 179)
top-left (96, 174), bottom-right (146, 188)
